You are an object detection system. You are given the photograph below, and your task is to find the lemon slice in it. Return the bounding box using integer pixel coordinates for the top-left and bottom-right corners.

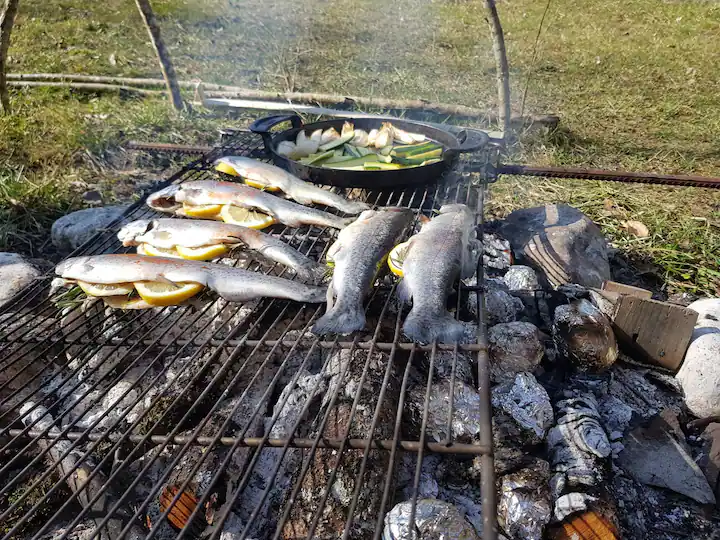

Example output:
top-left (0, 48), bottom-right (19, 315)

top-left (219, 204), bottom-right (276, 229)
top-left (77, 281), bottom-right (135, 297)
top-left (215, 161), bottom-right (280, 192)
top-left (175, 244), bottom-right (229, 261)
top-left (102, 295), bottom-right (155, 310)
top-left (141, 244), bottom-right (182, 258)
top-left (182, 203), bottom-right (224, 218)
top-left (215, 161), bottom-right (240, 176)
top-left (387, 240), bottom-right (411, 277)
top-left (134, 281), bottom-right (204, 307)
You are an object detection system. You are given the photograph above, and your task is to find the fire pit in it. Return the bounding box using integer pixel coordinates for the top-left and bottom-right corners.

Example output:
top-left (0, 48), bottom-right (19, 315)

top-left (0, 131), bottom-right (498, 539)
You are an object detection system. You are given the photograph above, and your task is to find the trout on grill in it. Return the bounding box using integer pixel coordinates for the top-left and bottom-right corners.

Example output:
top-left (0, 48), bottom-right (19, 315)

top-left (214, 156), bottom-right (369, 215)
top-left (146, 181), bottom-right (352, 230)
top-left (117, 218), bottom-right (326, 283)
top-left (311, 207), bottom-right (413, 336)
top-left (399, 204), bottom-right (478, 343)
top-left (55, 254), bottom-right (327, 304)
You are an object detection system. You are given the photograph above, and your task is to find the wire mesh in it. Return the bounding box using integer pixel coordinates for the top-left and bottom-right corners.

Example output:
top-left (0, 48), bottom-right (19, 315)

top-left (0, 131), bottom-right (497, 539)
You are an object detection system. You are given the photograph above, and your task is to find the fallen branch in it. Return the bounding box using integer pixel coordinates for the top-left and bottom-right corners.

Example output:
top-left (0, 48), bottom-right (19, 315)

top-left (0, 0), bottom-right (20, 114)
top-left (484, 0), bottom-right (511, 139)
top-left (8, 80), bottom-right (163, 95)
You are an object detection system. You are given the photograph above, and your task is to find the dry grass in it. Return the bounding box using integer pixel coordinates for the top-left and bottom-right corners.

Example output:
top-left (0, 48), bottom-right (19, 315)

top-left (2, 0), bottom-right (720, 294)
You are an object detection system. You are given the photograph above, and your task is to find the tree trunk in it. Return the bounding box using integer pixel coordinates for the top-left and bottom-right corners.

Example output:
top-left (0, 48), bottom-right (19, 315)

top-left (484, 0), bottom-right (511, 139)
top-left (134, 0), bottom-right (184, 111)
top-left (0, 0), bottom-right (20, 114)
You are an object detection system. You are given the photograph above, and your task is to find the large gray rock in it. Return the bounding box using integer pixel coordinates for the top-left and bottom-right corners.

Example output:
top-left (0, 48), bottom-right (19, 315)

top-left (51, 206), bottom-right (128, 252)
top-left (0, 253), bottom-right (41, 307)
top-left (553, 299), bottom-right (618, 372)
top-left (617, 410), bottom-right (716, 505)
top-left (488, 322), bottom-right (544, 382)
top-left (500, 204), bottom-right (611, 288)
top-left (676, 332), bottom-right (720, 418)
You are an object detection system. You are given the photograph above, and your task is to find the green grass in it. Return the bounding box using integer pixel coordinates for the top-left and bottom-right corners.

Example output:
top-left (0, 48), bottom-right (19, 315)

top-left (2, 0), bottom-right (720, 295)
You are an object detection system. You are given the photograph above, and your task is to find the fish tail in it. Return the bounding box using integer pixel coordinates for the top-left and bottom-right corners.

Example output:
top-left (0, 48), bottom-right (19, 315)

top-left (402, 307), bottom-right (465, 344)
top-left (311, 303), bottom-right (366, 336)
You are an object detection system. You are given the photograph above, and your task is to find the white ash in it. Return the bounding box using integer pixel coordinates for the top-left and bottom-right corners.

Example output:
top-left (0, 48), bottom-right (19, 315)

top-left (546, 394), bottom-right (611, 497)
top-left (397, 454), bottom-right (441, 499)
top-left (483, 233), bottom-right (512, 270)
top-left (409, 380), bottom-right (482, 443)
top-left (553, 492), bottom-right (598, 521)
top-left (497, 460), bottom-right (552, 540)
top-left (383, 499), bottom-right (480, 540)
top-left (220, 511), bottom-right (259, 540)
top-left (33, 520), bottom-right (104, 540)
top-left (485, 289), bottom-right (524, 325)
top-left (503, 265), bottom-right (540, 291)
top-left (234, 371), bottom-right (325, 537)
top-left (492, 373), bottom-right (554, 441)
top-left (488, 322), bottom-right (544, 383)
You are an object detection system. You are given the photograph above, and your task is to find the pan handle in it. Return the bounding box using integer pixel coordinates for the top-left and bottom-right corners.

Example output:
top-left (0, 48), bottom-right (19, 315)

top-left (249, 114), bottom-right (304, 153)
top-left (450, 128), bottom-right (490, 153)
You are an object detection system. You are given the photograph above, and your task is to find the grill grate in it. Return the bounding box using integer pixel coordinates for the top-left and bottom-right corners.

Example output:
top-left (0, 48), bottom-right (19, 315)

top-left (0, 131), bottom-right (497, 540)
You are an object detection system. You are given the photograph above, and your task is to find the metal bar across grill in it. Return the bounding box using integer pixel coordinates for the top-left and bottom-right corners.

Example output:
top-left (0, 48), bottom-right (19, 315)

top-left (0, 131), bottom-right (497, 539)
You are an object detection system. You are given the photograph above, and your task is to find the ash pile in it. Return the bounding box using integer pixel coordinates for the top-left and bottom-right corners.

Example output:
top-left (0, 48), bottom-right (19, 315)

top-left (472, 203), bottom-right (720, 539)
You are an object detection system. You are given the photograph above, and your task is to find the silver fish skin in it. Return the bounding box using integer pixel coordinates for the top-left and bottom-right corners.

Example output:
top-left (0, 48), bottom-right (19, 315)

top-left (56, 254), bottom-right (326, 304)
top-left (117, 219), bottom-right (326, 283)
top-left (214, 156), bottom-right (370, 215)
top-left (400, 204), bottom-right (478, 343)
top-left (311, 207), bottom-right (413, 336)
top-left (146, 181), bottom-right (352, 230)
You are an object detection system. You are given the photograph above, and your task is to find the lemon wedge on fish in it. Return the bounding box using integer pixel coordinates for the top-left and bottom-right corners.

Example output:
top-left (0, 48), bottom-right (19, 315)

top-left (214, 161), bottom-right (280, 191)
top-left (219, 204), bottom-right (276, 229)
top-left (134, 281), bottom-right (204, 306)
top-left (387, 240), bottom-right (411, 277)
top-left (175, 244), bottom-right (229, 261)
top-left (140, 244), bottom-right (182, 258)
top-left (182, 203), bottom-right (224, 218)
top-left (77, 281), bottom-right (135, 297)
top-left (102, 296), bottom-right (155, 310)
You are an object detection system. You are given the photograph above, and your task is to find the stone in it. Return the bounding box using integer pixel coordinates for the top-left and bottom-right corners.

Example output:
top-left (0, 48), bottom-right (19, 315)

top-left (553, 299), bottom-right (618, 371)
top-left (500, 204), bottom-right (611, 288)
top-left (617, 410), bottom-right (716, 505)
top-left (687, 297), bottom-right (720, 324)
top-left (486, 289), bottom-right (524, 325)
top-left (503, 265), bottom-right (540, 291)
top-left (51, 205), bottom-right (128, 252)
top-left (0, 252), bottom-right (42, 307)
top-left (676, 332), bottom-right (720, 418)
top-left (697, 423), bottom-right (720, 506)
top-left (488, 322), bottom-right (544, 382)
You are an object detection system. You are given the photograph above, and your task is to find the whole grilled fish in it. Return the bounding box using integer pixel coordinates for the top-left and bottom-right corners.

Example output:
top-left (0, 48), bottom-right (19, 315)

top-left (147, 181), bottom-right (352, 230)
top-left (117, 219), bottom-right (326, 283)
top-left (214, 156), bottom-right (369, 215)
top-left (399, 204), bottom-right (478, 343)
top-left (311, 207), bottom-right (413, 335)
top-left (56, 254), bottom-right (326, 303)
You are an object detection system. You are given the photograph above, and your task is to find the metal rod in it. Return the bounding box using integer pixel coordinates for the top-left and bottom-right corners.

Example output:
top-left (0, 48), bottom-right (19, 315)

top-left (497, 163), bottom-right (720, 189)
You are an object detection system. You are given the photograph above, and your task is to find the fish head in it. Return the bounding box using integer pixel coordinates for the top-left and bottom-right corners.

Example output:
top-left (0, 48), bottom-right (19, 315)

top-left (117, 219), bottom-right (152, 246)
top-left (146, 185), bottom-right (182, 212)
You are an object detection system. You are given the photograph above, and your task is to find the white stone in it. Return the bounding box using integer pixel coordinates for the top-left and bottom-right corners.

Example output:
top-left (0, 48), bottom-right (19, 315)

top-left (51, 206), bottom-right (128, 252)
top-left (676, 332), bottom-right (720, 418)
top-left (0, 252), bottom-right (41, 307)
top-left (687, 298), bottom-right (720, 324)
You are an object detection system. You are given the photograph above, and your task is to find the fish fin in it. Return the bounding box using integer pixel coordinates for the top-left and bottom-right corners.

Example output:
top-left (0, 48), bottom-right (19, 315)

top-left (326, 280), bottom-right (335, 310)
top-left (311, 303), bottom-right (366, 336)
top-left (156, 275), bottom-right (180, 288)
top-left (396, 278), bottom-right (412, 304)
top-left (402, 307), bottom-right (465, 344)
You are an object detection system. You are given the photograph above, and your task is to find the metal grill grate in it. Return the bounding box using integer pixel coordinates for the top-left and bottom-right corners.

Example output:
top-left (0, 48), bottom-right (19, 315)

top-left (0, 131), bottom-right (497, 540)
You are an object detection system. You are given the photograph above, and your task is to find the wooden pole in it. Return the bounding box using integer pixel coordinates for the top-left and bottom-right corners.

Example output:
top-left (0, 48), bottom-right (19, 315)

top-left (0, 0), bottom-right (20, 114)
top-left (134, 0), bottom-right (184, 111)
top-left (484, 0), bottom-right (511, 139)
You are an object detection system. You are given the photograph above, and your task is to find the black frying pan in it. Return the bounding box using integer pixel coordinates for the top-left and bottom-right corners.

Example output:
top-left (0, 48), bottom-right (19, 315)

top-left (249, 114), bottom-right (489, 189)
